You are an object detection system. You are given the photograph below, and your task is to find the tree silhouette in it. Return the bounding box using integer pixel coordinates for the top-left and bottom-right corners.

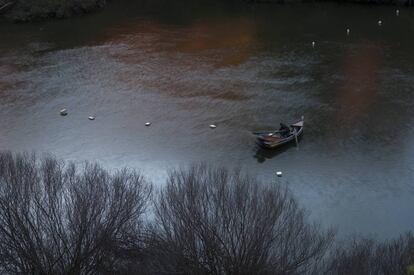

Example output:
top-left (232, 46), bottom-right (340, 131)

top-left (0, 151), bottom-right (152, 274)
top-left (149, 164), bottom-right (334, 275)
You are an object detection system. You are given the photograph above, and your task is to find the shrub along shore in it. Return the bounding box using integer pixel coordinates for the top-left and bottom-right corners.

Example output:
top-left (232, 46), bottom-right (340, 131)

top-left (0, 0), bottom-right (413, 22)
top-left (0, 151), bottom-right (413, 274)
top-left (0, 0), bottom-right (106, 22)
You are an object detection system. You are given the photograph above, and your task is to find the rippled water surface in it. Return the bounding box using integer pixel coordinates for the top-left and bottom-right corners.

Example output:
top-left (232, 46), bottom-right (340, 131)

top-left (1, 1), bottom-right (414, 238)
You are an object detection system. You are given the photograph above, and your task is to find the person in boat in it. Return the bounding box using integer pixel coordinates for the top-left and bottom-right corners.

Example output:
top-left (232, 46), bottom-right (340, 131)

top-left (279, 123), bottom-right (291, 137)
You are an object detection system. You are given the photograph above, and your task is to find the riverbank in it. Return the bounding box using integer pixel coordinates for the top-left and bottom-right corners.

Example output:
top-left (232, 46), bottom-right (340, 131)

top-left (0, 0), bottom-right (106, 22)
top-left (0, 0), bottom-right (412, 23)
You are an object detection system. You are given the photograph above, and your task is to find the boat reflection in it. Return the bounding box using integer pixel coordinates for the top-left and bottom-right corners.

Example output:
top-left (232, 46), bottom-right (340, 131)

top-left (253, 136), bottom-right (304, 163)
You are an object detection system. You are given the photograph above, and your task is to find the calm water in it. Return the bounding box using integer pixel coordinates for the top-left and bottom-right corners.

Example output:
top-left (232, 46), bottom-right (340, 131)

top-left (1, 1), bottom-right (414, 239)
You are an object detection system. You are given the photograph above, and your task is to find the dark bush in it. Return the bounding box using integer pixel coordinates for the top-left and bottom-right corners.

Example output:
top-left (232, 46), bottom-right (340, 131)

top-left (4, 0), bottom-right (106, 21)
top-left (324, 233), bottom-right (414, 275)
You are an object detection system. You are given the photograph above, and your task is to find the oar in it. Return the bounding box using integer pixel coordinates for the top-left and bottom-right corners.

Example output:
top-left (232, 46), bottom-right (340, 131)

top-left (294, 127), bottom-right (299, 148)
top-left (294, 116), bottom-right (304, 148)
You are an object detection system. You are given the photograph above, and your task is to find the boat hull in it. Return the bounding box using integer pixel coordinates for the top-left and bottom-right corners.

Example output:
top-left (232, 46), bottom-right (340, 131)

top-left (253, 118), bottom-right (304, 149)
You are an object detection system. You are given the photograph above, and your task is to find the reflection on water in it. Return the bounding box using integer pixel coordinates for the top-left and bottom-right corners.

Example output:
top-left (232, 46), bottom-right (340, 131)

top-left (254, 135), bottom-right (304, 163)
top-left (1, 2), bottom-right (414, 239)
top-left (337, 43), bottom-right (381, 118)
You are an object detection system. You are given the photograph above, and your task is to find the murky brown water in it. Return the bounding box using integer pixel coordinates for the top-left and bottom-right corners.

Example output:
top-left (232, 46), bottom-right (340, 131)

top-left (1, 1), bottom-right (414, 239)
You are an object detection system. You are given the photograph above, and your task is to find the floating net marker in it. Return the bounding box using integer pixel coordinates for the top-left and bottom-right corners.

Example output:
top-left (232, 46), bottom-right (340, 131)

top-left (60, 109), bottom-right (68, 116)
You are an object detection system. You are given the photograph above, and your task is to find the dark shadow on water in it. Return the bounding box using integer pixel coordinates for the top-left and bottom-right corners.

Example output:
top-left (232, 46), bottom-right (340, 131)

top-left (253, 136), bottom-right (304, 163)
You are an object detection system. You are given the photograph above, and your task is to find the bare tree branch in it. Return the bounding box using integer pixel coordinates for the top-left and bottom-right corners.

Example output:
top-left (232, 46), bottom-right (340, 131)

top-left (0, 151), bottom-right (152, 275)
top-left (148, 164), bottom-right (334, 275)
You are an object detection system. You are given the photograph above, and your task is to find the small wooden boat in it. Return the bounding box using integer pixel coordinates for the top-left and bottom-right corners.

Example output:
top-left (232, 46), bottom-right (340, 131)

top-left (253, 116), bottom-right (304, 149)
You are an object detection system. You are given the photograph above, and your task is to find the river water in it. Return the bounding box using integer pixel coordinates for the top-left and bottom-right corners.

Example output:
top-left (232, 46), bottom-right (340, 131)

top-left (1, 1), bottom-right (414, 239)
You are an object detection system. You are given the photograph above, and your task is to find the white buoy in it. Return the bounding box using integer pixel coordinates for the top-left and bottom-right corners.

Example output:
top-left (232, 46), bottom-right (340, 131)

top-left (311, 41), bottom-right (315, 48)
top-left (60, 109), bottom-right (68, 116)
top-left (88, 116), bottom-right (95, 120)
top-left (145, 122), bottom-right (151, 126)
top-left (346, 28), bottom-right (350, 36)
top-left (276, 171), bottom-right (283, 177)
top-left (378, 20), bottom-right (382, 26)
top-left (209, 124), bottom-right (217, 129)
top-left (396, 9), bottom-right (400, 16)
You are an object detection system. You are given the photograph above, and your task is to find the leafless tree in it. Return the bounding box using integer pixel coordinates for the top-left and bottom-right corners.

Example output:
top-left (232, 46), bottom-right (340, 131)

top-left (323, 233), bottom-right (414, 275)
top-left (0, 151), bottom-right (152, 275)
top-left (6, 153), bottom-right (412, 275)
top-left (149, 164), bottom-right (334, 275)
